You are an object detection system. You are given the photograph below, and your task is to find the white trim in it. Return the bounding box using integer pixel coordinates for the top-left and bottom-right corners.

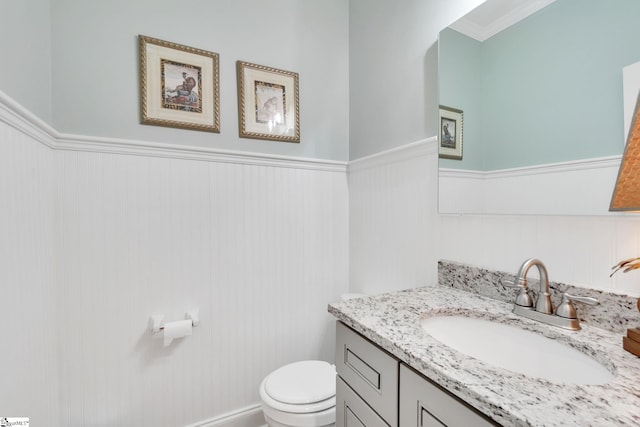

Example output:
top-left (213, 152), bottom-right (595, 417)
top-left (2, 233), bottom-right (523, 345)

top-left (438, 168), bottom-right (484, 181)
top-left (447, 18), bottom-right (487, 42)
top-left (0, 90), bottom-right (346, 173)
top-left (348, 137), bottom-right (437, 172)
top-left (450, 0), bottom-right (556, 42)
top-left (53, 133), bottom-right (347, 171)
top-left (439, 155), bottom-right (622, 180)
top-left (438, 156), bottom-right (622, 216)
top-left (184, 404), bottom-right (265, 427)
top-left (0, 91), bottom-right (56, 149)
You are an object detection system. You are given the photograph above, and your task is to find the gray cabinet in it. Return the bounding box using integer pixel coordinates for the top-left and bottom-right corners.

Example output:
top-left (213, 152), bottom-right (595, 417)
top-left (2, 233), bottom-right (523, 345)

top-left (399, 360), bottom-right (498, 427)
top-left (336, 377), bottom-right (388, 427)
top-left (335, 321), bottom-right (398, 427)
top-left (335, 321), bottom-right (500, 427)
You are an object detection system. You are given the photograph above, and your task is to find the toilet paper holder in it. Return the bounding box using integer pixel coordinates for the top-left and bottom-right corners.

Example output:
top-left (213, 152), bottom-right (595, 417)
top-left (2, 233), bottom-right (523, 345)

top-left (150, 309), bottom-right (200, 333)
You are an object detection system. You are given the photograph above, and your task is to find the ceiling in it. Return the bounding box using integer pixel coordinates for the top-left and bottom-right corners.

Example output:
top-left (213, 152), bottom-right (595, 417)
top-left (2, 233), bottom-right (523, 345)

top-left (449, 0), bottom-right (557, 41)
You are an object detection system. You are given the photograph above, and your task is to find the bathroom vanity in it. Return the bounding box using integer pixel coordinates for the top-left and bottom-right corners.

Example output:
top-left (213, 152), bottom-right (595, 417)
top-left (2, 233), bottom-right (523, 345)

top-left (329, 285), bottom-right (640, 426)
top-left (335, 321), bottom-right (496, 427)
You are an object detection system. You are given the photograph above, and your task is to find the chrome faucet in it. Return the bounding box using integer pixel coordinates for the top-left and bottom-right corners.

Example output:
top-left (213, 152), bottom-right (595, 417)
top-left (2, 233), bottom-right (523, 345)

top-left (505, 258), bottom-right (598, 331)
top-left (514, 258), bottom-right (553, 314)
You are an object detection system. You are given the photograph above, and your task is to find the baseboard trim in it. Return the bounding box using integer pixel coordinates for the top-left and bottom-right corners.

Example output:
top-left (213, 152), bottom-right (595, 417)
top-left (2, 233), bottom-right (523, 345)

top-left (184, 404), bottom-right (265, 427)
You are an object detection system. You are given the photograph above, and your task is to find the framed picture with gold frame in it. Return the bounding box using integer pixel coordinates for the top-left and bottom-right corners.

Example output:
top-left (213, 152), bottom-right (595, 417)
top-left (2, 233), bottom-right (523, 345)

top-left (439, 105), bottom-right (463, 160)
top-left (236, 61), bottom-right (300, 143)
top-left (139, 35), bottom-right (220, 133)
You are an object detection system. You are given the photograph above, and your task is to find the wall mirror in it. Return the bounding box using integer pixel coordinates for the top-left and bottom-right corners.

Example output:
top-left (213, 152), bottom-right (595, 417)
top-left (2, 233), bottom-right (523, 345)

top-left (438, 0), bottom-right (640, 215)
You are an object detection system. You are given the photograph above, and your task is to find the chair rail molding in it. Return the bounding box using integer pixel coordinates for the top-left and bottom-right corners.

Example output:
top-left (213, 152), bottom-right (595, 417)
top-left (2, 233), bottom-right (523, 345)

top-left (439, 156), bottom-right (622, 215)
top-left (0, 90), bottom-right (347, 172)
top-left (348, 137), bottom-right (438, 173)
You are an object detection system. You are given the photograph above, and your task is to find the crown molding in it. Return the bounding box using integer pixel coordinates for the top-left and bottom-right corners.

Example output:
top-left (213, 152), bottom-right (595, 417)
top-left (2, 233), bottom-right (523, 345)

top-left (449, 0), bottom-right (556, 42)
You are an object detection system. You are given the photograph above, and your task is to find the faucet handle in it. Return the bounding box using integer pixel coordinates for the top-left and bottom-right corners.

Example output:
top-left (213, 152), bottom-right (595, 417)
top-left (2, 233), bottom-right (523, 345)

top-left (501, 278), bottom-right (523, 287)
top-left (501, 278), bottom-right (534, 307)
top-left (555, 293), bottom-right (599, 319)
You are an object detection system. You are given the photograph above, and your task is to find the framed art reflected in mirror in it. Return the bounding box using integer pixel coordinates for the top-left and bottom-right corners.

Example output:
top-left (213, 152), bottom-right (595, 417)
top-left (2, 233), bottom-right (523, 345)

top-left (439, 105), bottom-right (463, 160)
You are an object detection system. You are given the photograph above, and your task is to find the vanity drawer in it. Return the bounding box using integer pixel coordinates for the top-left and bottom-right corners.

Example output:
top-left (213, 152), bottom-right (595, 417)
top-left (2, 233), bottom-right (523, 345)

top-left (336, 376), bottom-right (388, 427)
top-left (399, 364), bottom-right (499, 427)
top-left (335, 321), bottom-right (399, 427)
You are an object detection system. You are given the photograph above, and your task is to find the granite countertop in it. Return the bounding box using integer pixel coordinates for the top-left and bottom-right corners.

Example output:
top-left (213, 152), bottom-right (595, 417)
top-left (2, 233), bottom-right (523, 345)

top-left (328, 286), bottom-right (640, 427)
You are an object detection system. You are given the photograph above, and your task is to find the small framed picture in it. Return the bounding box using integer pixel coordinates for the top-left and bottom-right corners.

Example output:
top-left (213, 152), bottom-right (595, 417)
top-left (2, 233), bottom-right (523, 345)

top-left (439, 106), bottom-right (463, 160)
top-left (236, 61), bottom-right (300, 143)
top-left (139, 35), bottom-right (220, 133)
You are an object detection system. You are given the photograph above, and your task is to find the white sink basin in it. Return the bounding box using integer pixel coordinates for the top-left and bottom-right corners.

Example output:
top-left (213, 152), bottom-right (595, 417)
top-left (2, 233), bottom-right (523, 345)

top-left (421, 315), bottom-right (614, 385)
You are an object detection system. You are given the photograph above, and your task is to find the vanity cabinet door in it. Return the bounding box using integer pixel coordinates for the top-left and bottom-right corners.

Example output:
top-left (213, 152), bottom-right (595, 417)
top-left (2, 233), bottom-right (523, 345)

top-left (336, 376), bottom-right (388, 427)
top-left (399, 364), bottom-right (498, 427)
top-left (335, 322), bottom-right (399, 426)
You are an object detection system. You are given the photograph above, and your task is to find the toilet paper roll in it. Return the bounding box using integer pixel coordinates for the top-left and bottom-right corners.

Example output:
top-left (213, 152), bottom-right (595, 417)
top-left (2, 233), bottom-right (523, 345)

top-left (163, 319), bottom-right (193, 347)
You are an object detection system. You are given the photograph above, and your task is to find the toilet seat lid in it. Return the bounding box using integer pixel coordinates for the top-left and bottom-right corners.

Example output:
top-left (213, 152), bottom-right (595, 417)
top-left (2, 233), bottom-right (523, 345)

top-left (264, 360), bottom-right (336, 405)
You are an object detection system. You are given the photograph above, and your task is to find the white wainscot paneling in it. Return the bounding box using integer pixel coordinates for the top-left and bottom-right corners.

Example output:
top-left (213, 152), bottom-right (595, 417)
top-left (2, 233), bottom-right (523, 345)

top-left (437, 157), bottom-right (640, 296)
top-left (0, 120), bottom-right (59, 424)
top-left (1, 89), bottom-right (349, 427)
top-left (438, 213), bottom-right (640, 297)
top-left (54, 149), bottom-right (349, 426)
top-left (348, 139), bottom-right (440, 295)
top-left (439, 156), bottom-right (621, 215)
top-left (346, 135), bottom-right (640, 299)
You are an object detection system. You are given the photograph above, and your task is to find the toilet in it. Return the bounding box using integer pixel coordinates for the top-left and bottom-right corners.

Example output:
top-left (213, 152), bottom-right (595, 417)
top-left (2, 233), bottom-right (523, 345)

top-left (259, 360), bottom-right (336, 427)
top-left (259, 294), bottom-right (365, 427)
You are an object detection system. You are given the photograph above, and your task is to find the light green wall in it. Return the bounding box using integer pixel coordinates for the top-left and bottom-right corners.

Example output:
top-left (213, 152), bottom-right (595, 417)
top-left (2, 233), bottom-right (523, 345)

top-left (51, 0), bottom-right (349, 161)
top-left (0, 0), bottom-right (52, 123)
top-left (439, 0), bottom-right (640, 171)
top-left (438, 28), bottom-right (483, 170)
top-left (349, 0), bottom-right (485, 160)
